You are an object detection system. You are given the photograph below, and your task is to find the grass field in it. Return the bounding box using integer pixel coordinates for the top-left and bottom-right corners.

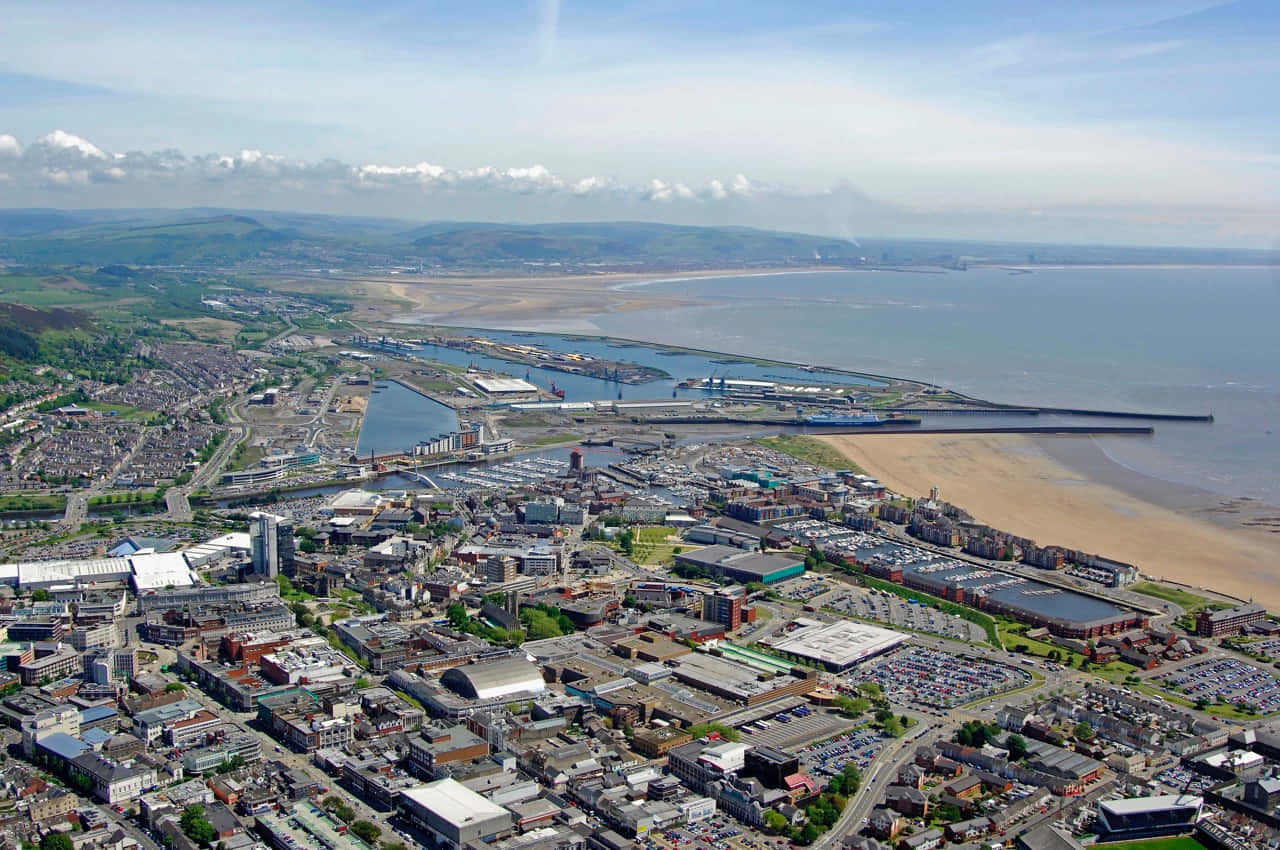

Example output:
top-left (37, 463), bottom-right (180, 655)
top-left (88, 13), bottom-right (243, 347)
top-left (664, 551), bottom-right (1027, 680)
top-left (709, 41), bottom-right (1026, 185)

top-left (0, 492), bottom-right (67, 513)
top-left (629, 526), bottom-right (686, 566)
top-left (1130, 582), bottom-right (1230, 613)
top-left (531, 433), bottom-right (583, 446)
top-left (162, 317), bottom-right (242, 342)
top-left (0, 274), bottom-right (111, 307)
top-left (229, 444), bottom-right (265, 472)
top-left (1095, 836), bottom-right (1208, 850)
top-left (88, 490), bottom-right (166, 509)
top-left (998, 621), bottom-right (1083, 666)
top-left (752, 434), bottom-right (862, 472)
top-left (81, 400), bottom-right (160, 422)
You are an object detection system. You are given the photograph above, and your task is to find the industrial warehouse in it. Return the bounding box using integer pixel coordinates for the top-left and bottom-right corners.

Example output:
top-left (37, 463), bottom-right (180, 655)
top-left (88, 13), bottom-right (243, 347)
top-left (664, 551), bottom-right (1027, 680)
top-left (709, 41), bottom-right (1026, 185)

top-left (673, 545), bottom-right (805, 585)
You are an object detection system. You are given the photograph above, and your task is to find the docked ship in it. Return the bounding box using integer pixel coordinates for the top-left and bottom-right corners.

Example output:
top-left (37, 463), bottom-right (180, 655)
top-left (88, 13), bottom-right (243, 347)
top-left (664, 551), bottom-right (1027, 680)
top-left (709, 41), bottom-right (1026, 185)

top-left (804, 411), bottom-right (887, 426)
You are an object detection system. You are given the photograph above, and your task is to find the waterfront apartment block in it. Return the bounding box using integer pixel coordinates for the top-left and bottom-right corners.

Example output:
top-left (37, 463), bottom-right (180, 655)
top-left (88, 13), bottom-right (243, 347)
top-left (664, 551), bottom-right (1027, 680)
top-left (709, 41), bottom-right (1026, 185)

top-left (1196, 601), bottom-right (1268, 637)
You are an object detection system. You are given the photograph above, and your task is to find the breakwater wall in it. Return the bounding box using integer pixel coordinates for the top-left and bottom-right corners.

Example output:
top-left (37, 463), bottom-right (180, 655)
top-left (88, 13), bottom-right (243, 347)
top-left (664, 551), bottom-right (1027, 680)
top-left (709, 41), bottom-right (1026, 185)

top-left (885, 405), bottom-right (1211, 422)
top-left (811, 425), bottom-right (1154, 436)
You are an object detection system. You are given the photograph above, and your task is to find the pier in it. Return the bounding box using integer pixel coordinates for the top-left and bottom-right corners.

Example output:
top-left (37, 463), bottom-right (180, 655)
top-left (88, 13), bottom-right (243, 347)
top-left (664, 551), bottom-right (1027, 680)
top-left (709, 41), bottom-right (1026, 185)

top-left (809, 425), bottom-right (1155, 436)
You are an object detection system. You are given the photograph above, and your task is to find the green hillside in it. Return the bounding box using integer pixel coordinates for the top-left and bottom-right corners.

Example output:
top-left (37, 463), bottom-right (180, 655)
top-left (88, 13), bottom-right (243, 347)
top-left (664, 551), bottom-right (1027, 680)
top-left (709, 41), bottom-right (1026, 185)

top-left (0, 215), bottom-right (292, 265)
top-left (408, 221), bottom-right (856, 264)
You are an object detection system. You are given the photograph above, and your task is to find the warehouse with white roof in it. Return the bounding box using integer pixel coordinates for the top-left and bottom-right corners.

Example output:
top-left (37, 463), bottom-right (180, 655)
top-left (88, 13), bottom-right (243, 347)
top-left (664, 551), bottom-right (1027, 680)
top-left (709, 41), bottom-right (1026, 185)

top-left (129, 552), bottom-right (197, 591)
top-left (183, 532), bottom-right (251, 568)
top-left (473, 377), bottom-right (538, 394)
top-left (397, 778), bottom-right (512, 849)
top-left (0, 552), bottom-right (197, 590)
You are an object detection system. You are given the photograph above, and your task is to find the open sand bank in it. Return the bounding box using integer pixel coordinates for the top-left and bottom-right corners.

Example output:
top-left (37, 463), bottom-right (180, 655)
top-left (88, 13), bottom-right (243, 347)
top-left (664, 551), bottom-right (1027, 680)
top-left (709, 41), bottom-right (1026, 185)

top-left (819, 433), bottom-right (1280, 609)
top-left (277, 268), bottom-right (835, 330)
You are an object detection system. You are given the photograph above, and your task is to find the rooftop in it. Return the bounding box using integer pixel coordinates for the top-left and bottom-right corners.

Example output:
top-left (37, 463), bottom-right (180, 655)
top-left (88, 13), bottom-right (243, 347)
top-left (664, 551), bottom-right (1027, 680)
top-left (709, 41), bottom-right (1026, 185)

top-left (1098, 794), bottom-right (1203, 816)
top-left (766, 619), bottom-right (906, 668)
top-left (400, 778), bottom-right (509, 828)
top-left (440, 658), bottom-right (546, 701)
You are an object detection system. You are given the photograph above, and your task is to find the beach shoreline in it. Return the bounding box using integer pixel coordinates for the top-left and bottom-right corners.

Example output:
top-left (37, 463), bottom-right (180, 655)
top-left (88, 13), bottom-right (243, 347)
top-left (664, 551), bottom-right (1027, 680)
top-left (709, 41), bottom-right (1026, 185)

top-left (817, 432), bottom-right (1280, 609)
top-left (290, 265), bottom-right (1280, 609)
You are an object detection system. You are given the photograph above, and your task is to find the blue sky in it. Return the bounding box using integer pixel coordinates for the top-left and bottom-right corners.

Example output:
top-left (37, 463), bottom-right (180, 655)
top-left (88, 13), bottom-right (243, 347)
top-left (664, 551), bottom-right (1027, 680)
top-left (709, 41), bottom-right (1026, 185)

top-left (0, 0), bottom-right (1277, 246)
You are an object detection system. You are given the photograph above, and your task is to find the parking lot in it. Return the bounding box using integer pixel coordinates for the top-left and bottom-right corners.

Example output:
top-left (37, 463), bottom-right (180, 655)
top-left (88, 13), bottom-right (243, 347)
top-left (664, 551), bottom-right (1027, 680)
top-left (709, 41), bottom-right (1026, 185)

top-left (770, 574), bottom-right (832, 603)
top-left (848, 646), bottom-right (1032, 708)
top-left (799, 727), bottom-right (889, 777)
top-left (644, 817), bottom-right (786, 850)
top-left (739, 706), bottom-right (859, 749)
top-left (821, 588), bottom-right (987, 642)
top-left (1242, 637), bottom-right (1280, 660)
top-left (1156, 656), bottom-right (1280, 713)
top-left (1154, 764), bottom-right (1216, 795)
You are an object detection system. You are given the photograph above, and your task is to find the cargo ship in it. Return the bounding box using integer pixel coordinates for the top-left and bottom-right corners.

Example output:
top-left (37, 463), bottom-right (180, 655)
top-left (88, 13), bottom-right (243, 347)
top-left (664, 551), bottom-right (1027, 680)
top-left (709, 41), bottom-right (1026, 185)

top-left (804, 412), bottom-right (888, 426)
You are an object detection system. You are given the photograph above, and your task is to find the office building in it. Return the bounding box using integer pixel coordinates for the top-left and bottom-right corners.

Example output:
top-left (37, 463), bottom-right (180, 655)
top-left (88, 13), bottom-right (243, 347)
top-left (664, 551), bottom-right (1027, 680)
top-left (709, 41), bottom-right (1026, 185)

top-left (484, 555), bottom-right (517, 584)
top-left (250, 511), bottom-right (295, 578)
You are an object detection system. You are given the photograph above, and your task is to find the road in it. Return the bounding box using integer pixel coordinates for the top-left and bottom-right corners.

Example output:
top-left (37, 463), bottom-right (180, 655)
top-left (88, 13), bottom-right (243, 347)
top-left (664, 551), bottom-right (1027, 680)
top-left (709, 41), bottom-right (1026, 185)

top-left (815, 719), bottom-right (934, 849)
top-left (61, 424), bottom-right (150, 527)
top-left (165, 422), bottom-right (248, 520)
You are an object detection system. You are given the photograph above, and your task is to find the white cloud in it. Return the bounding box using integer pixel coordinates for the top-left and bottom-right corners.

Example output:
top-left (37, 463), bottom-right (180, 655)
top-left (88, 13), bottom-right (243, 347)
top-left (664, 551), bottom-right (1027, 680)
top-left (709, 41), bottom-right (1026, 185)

top-left (36, 130), bottom-right (107, 159)
top-left (0, 130), bottom-right (773, 206)
top-left (41, 167), bottom-right (89, 186)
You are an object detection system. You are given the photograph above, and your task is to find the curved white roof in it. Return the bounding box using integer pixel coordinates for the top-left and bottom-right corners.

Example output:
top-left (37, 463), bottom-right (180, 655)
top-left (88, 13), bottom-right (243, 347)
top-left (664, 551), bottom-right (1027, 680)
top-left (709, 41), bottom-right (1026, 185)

top-left (441, 658), bottom-right (546, 700)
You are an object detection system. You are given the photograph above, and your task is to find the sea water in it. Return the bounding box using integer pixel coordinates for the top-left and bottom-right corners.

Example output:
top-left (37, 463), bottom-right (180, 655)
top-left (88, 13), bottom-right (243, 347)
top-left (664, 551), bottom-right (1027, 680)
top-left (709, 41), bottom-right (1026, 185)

top-left (594, 266), bottom-right (1280, 503)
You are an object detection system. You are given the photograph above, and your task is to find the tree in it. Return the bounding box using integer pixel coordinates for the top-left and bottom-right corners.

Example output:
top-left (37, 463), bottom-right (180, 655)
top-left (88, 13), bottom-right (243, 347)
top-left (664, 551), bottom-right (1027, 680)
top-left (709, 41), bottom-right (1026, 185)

top-left (933, 803), bottom-right (962, 823)
top-left (1072, 722), bottom-right (1095, 742)
top-left (955, 720), bottom-right (1002, 748)
top-left (323, 796), bottom-right (355, 824)
top-left (881, 716), bottom-right (904, 738)
top-left (30, 588), bottom-right (51, 602)
top-left (181, 805), bottom-right (217, 847)
top-left (350, 822), bottom-right (381, 844)
top-left (827, 764), bottom-right (861, 796)
top-left (165, 682), bottom-right (186, 693)
top-left (292, 602), bottom-right (315, 628)
top-left (355, 677), bottom-right (373, 690)
top-left (763, 810), bottom-right (790, 833)
top-left (40, 835), bottom-right (74, 850)
top-left (446, 602), bottom-right (469, 631)
top-left (1006, 733), bottom-right (1029, 762)
top-left (687, 722), bottom-right (740, 742)
top-left (520, 608), bottom-right (566, 640)
top-left (216, 754), bottom-right (245, 774)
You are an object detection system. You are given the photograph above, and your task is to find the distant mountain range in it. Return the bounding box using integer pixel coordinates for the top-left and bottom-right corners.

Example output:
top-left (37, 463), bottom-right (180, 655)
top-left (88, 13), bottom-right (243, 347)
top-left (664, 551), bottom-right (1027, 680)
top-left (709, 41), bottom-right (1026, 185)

top-left (0, 207), bottom-right (1271, 269)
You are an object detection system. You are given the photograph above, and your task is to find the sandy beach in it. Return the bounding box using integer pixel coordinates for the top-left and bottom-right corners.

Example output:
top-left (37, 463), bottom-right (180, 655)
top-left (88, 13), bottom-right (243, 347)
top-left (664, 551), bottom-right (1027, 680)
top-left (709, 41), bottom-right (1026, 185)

top-left (274, 268), bottom-right (835, 329)
top-left (819, 433), bottom-right (1280, 610)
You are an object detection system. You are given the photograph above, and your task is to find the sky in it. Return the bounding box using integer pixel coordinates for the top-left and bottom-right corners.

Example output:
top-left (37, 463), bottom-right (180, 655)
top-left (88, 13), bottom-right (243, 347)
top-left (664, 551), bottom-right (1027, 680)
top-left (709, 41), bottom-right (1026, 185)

top-left (0, 0), bottom-right (1278, 247)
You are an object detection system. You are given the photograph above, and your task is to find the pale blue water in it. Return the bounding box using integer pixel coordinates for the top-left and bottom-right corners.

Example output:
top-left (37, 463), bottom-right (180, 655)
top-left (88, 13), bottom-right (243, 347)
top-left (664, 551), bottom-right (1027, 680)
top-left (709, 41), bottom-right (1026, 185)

top-left (408, 332), bottom-right (885, 402)
top-left (356, 380), bottom-right (459, 456)
top-left (592, 266), bottom-right (1280, 503)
